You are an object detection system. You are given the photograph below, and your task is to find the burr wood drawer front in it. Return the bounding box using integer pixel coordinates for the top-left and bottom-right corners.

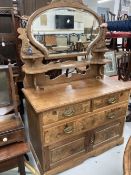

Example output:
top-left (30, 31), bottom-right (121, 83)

top-left (42, 101), bottom-right (90, 125)
top-left (93, 90), bottom-right (129, 110)
top-left (0, 129), bottom-right (25, 147)
top-left (43, 103), bottom-right (127, 145)
top-left (49, 137), bottom-right (85, 165)
top-left (93, 119), bottom-right (124, 148)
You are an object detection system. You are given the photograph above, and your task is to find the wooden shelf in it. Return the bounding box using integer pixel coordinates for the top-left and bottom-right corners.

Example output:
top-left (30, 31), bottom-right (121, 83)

top-left (23, 59), bottom-right (110, 74)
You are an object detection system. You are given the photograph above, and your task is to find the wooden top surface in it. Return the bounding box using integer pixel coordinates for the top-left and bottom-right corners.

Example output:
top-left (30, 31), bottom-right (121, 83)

top-left (0, 142), bottom-right (29, 162)
top-left (0, 113), bottom-right (23, 134)
top-left (23, 77), bottom-right (131, 113)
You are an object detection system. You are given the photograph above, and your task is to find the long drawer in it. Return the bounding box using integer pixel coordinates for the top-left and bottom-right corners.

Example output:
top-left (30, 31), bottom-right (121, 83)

top-left (43, 103), bottom-right (127, 145)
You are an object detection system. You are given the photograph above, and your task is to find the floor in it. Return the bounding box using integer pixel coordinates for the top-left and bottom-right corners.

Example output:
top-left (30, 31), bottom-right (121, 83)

top-left (1, 121), bottom-right (131, 175)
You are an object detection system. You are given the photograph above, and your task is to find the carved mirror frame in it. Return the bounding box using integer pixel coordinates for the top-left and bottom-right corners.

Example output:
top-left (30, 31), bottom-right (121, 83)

top-left (27, 0), bottom-right (102, 58)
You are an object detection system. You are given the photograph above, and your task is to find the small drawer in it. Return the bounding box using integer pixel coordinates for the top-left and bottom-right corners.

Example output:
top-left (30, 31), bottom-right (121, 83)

top-left (93, 90), bottom-right (129, 110)
top-left (43, 104), bottom-right (127, 146)
top-left (0, 129), bottom-right (25, 147)
top-left (43, 101), bottom-right (90, 125)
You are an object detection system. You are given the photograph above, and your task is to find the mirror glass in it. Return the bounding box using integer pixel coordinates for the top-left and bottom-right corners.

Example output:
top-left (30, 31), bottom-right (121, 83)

top-left (0, 69), bottom-right (10, 107)
top-left (31, 7), bottom-right (99, 56)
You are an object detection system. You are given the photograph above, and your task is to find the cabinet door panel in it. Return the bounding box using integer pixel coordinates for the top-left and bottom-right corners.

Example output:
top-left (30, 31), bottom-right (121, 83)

top-left (93, 119), bottom-right (124, 148)
top-left (50, 137), bottom-right (85, 164)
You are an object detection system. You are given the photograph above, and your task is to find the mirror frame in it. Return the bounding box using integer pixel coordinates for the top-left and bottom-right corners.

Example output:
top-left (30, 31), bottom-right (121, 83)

top-left (27, 1), bottom-right (102, 58)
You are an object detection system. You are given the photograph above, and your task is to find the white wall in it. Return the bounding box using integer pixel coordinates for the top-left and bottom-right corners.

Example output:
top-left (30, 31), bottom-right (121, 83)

top-left (32, 8), bottom-right (98, 34)
top-left (84, 0), bottom-right (115, 14)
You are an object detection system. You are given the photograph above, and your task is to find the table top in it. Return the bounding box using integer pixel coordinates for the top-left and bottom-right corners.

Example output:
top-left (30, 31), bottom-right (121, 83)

top-left (23, 76), bottom-right (131, 113)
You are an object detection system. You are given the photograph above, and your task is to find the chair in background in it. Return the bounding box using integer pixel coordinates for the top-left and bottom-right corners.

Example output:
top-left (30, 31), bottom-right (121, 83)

top-left (52, 35), bottom-right (70, 52)
top-left (0, 62), bottom-right (29, 175)
top-left (56, 35), bottom-right (68, 46)
top-left (44, 34), bottom-right (57, 50)
top-left (69, 33), bottom-right (79, 51)
top-left (117, 51), bottom-right (131, 81)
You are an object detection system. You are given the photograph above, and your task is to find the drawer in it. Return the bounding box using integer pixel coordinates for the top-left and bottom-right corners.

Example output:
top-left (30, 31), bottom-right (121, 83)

top-left (0, 129), bottom-right (25, 147)
top-left (93, 90), bottom-right (129, 110)
top-left (42, 101), bottom-right (90, 125)
top-left (43, 104), bottom-right (127, 145)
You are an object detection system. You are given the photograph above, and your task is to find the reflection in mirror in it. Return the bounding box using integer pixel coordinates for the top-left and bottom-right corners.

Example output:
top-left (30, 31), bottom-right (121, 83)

top-left (0, 68), bottom-right (10, 106)
top-left (31, 8), bottom-right (99, 56)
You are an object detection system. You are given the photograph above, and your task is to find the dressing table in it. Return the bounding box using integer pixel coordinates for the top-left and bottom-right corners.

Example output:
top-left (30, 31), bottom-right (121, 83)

top-left (18, 0), bottom-right (131, 174)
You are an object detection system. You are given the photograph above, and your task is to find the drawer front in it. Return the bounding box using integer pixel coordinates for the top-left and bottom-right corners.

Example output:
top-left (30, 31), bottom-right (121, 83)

top-left (93, 119), bottom-right (124, 148)
top-left (43, 104), bottom-right (127, 145)
top-left (50, 137), bottom-right (85, 164)
top-left (0, 129), bottom-right (25, 147)
top-left (93, 90), bottom-right (129, 110)
top-left (43, 101), bottom-right (90, 125)
top-left (76, 104), bottom-right (127, 133)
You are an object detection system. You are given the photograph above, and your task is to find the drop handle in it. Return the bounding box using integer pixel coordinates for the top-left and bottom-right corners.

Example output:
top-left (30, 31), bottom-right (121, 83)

top-left (107, 113), bottom-right (116, 119)
top-left (64, 125), bottom-right (73, 134)
top-left (63, 108), bottom-right (75, 117)
top-left (107, 97), bottom-right (117, 104)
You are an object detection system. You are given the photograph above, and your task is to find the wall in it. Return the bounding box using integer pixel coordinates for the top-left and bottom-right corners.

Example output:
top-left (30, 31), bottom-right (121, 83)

top-left (32, 8), bottom-right (98, 35)
top-left (84, 0), bottom-right (115, 14)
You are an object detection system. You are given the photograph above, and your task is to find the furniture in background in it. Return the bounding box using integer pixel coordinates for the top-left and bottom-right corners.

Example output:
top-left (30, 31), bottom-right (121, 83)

top-left (0, 64), bottom-right (29, 174)
top-left (22, 0), bottom-right (52, 16)
top-left (123, 136), bottom-right (131, 175)
top-left (0, 7), bottom-right (19, 65)
top-left (18, 0), bottom-right (131, 174)
top-left (117, 51), bottom-right (131, 81)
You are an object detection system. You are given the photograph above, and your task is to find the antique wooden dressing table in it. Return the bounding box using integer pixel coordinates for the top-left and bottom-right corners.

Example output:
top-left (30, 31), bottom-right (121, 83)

top-left (18, 0), bottom-right (131, 174)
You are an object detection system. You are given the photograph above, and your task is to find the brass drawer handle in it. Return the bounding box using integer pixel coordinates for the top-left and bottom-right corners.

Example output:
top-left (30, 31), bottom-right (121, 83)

top-left (107, 97), bottom-right (117, 104)
top-left (63, 108), bottom-right (75, 117)
top-left (64, 125), bottom-right (73, 134)
top-left (107, 113), bottom-right (116, 119)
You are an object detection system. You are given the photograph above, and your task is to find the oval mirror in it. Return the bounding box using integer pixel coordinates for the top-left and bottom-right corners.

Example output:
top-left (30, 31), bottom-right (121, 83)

top-left (27, 4), bottom-right (100, 59)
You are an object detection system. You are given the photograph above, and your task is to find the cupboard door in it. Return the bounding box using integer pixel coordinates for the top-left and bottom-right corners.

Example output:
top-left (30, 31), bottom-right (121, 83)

top-left (92, 119), bottom-right (124, 148)
top-left (50, 137), bottom-right (85, 165)
top-left (47, 132), bottom-right (93, 168)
